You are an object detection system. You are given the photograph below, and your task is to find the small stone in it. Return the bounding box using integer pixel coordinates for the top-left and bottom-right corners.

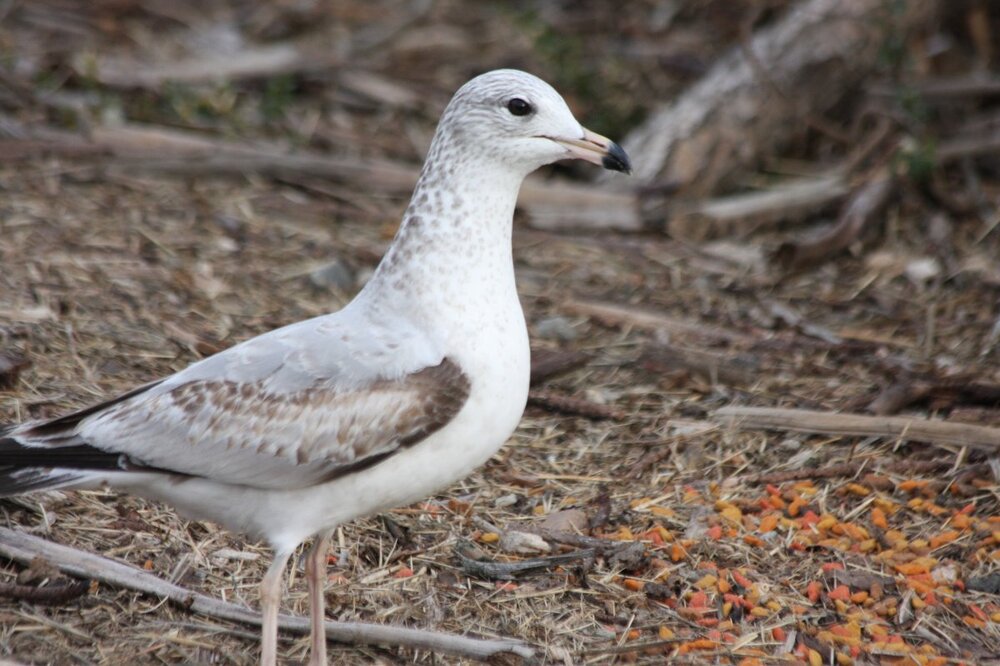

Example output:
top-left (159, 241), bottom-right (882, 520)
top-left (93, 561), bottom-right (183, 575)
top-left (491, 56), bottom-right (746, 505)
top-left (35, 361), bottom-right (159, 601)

top-left (534, 315), bottom-right (579, 341)
top-left (309, 259), bottom-right (355, 291)
top-left (538, 508), bottom-right (588, 533)
top-left (498, 530), bottom-right (550, 555)
top-left (904, 257), bottom-right (941, 286)
top-left (493, 493), bottom-right (518, 509)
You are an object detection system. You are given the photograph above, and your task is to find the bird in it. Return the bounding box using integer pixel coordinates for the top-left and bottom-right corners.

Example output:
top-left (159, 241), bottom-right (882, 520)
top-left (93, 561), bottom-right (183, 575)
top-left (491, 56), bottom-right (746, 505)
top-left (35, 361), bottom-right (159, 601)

top-left (0, 69), bottom-right (631, 665)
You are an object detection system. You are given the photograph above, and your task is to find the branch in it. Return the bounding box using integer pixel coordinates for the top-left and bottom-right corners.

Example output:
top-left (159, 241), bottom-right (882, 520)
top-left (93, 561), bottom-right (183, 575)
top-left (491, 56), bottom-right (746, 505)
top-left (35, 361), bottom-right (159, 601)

top-left (774, 172), bottom-right (895, 271)
top-left (0, 527), bottom-right (535, 662)
top-left (714, 406), bottom-right (1000, 453)
top-left (621, 0), bottom-right (939, 190)
top-left (562, 299), bottom-right (754, 346)
top-left (527, 390), bottom-right (625, 421)
top-left (667, 173), bottom-right (848, 239)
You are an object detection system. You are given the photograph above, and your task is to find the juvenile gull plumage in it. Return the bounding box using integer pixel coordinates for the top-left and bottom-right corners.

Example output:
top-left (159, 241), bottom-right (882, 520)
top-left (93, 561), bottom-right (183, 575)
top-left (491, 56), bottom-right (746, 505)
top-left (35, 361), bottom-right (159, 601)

top-left (0, 69), bottom-right (630, 665)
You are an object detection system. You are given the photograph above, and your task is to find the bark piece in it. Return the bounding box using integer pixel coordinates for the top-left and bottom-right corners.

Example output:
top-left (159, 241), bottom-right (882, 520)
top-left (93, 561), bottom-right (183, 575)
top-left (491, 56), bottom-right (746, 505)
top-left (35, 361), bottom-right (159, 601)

top-left (621, 0), bottom-right (939, 192)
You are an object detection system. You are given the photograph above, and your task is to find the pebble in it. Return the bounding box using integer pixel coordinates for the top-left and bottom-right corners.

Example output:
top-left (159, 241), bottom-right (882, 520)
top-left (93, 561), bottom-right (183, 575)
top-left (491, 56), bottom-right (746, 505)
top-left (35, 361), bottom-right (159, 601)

top-left (309, 258), bottom-right (355, 291)
top-left (534, 315), bottom-right (579, 341)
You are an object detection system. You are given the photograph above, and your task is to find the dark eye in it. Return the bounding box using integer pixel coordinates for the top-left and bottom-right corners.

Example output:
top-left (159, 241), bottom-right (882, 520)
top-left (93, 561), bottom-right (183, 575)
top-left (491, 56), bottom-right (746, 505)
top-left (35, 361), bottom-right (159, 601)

top-left (506, 98), bottom-right (533, 116)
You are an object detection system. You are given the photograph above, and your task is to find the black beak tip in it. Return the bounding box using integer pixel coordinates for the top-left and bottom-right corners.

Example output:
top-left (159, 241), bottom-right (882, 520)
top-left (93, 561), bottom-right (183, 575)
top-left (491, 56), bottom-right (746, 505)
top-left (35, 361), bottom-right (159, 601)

top-left (602, 141), bottom-right (632, 175)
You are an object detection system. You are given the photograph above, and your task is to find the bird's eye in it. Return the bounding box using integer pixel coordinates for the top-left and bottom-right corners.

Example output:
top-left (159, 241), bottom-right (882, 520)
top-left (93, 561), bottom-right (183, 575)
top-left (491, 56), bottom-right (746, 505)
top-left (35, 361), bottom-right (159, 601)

top-left (506, 98), bottom-right (533, 116)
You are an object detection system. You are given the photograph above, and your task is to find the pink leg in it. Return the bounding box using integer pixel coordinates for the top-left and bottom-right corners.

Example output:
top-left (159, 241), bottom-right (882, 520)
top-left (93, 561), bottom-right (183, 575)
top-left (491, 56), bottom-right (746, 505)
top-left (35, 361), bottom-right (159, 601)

top-left (305, 531), bottom-right (333, 666)
top-left (260, 549), bottom-right (292, 666)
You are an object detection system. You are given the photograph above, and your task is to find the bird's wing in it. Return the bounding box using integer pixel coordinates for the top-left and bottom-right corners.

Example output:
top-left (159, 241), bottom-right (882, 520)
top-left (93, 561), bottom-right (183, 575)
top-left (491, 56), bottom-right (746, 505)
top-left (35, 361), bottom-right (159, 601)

top-left (7, 308), bottom-right (470, 490)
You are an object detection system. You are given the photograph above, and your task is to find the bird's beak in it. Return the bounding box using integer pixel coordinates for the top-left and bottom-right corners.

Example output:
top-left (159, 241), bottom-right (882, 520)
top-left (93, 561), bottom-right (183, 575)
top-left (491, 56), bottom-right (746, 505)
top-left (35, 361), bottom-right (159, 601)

top-left (548, 127), bottom-right (632, 174)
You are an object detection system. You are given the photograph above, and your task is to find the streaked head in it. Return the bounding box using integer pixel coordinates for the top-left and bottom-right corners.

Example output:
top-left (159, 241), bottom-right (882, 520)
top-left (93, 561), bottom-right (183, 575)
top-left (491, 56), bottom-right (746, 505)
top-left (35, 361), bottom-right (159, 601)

top-left (434, 69), bottom-right (631, 177)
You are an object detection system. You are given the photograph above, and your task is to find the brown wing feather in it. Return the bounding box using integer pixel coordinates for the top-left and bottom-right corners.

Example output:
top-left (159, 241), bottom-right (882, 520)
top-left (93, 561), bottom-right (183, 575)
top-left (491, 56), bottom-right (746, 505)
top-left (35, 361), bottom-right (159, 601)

top-left (72, 358), bottom-right (471, 489)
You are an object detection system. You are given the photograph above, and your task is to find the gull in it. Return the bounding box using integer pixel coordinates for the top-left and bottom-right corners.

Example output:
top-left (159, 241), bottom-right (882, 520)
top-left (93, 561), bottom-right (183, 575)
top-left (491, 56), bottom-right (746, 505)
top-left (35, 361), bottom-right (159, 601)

top-left (0, 69), bottom-right (630, 665)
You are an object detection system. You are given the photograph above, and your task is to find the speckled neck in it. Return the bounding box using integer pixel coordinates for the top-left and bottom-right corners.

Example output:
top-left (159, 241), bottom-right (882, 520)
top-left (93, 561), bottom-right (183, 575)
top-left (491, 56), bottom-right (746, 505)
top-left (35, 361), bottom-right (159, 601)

top-left (358, 134), bottom-right (527, 333)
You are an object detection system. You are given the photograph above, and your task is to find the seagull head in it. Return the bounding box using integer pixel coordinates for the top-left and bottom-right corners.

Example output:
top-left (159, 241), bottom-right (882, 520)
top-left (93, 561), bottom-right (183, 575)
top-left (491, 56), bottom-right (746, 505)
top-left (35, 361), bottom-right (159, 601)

top-left (438, 69), bottom-right (631, 177)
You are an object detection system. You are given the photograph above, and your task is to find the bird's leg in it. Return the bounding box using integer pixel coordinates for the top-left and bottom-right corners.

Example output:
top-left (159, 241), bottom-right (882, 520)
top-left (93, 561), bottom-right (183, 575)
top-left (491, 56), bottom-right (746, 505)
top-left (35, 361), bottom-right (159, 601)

top-left (305, 531), bottom-right (333, 666)
top-left (260, 549), bottom-right (292, 666)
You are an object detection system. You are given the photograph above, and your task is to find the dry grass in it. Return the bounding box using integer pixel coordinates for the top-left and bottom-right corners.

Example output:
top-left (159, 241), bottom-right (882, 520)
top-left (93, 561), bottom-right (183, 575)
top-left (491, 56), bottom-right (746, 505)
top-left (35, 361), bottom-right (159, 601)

top-left (2, 1), bottom-right (999, 664)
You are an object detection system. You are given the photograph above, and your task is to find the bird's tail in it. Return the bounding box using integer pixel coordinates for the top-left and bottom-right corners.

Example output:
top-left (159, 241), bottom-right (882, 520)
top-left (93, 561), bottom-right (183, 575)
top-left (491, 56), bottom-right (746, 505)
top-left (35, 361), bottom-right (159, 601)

top-left (0, 433), bottom-right (94, 496)
top-left (0, 380), bottom-right (164, 497)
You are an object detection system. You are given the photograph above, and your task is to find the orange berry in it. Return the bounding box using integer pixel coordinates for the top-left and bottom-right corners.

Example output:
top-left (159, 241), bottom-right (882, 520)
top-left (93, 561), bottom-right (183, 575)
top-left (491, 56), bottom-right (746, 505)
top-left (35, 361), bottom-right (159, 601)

top-left (827, 585), bottom-right (851, 601)
top-left (871, 507), bottom-right (889, 529)
top-left (759, 513), bottom-right (780, 533)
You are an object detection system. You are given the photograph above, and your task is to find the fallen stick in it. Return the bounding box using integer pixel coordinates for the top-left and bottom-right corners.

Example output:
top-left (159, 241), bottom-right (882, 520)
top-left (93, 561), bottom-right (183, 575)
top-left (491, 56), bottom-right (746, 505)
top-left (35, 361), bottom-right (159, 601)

top-left (668, 173), bottom-right (848, 240)
top-left (563, 299), bottom-right (753, 346)
top-left (936, 125), bottom-right (1000, 163)
top-left (0, 578), bottom-right (89, 605)
top-left (529, 349), bottom-right (591, 386)
top-left (870, 380), bottom-right (1000, 416)
top-left (0, 527), bottom-right (535, 662)
top-left (774, 172), bottom-right (895, 271)
top-left (640, 344), bottom-right (760, 386)
top-left (869, 75), bottom-right (1000, 100)
top-left (527, 389), bottom-right (625, 421)
top-left (744, 459), bottom-right (991, 485)
top-left (87, 42), bottom-right (336, 89)
top-left (714, 406), bottom-right (1000, 453)
top-left (453, 541), bottom-right (595, 581)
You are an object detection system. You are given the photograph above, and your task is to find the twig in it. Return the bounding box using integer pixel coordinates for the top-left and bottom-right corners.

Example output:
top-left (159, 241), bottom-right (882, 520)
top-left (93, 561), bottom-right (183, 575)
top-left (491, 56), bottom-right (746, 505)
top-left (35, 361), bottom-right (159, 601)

top-left (872, 379), bottom-right (1000, 415)
top-left (453, 541), bottom-right (595, 581)
top-left (532, 530), bottom-right (642, 558)
top-left (869, 381), bottom-right (933, 415)
top-left (640, 344), bottom-right (760, 386)
top-left (576, 637), bottom-right (682, 656)
top-left (668, 173), bottom-right (848, 239)
top-left (87, 42), bottom-right (339, 89)
top-left (937, 126), bottom-right (1000, 163)
top-left (529, 349), bottom-right (591, 386)
top-left (743, 459), bottom-right (993, 484)
top-left (0, 579), bottom-right (89, 605)
top-left (869, 75), bottom-right (1000, 99)
top-left (527, 390), bottom-right (624, 421)
top-left (626, 424), bottom-right (720, 479)
top-left (774, 172), bottom-right (895, 272)
top-left (0, 527), bottom-right (535, 662)
top-left (714, 406), bottom-right (1000, 453)
top-left (563, 300), bottom-right (754, 346)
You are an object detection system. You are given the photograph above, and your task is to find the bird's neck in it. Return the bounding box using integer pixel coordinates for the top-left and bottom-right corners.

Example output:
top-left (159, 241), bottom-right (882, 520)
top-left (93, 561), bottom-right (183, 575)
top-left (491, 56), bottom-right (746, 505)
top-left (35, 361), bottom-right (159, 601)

top-left (358, 155), bottom-right (526, 330)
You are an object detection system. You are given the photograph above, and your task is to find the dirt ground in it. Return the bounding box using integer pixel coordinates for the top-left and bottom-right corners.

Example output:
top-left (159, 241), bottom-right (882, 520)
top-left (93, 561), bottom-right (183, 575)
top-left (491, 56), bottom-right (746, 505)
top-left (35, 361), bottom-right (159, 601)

top-left (1, 1), bottom-right (999, 664)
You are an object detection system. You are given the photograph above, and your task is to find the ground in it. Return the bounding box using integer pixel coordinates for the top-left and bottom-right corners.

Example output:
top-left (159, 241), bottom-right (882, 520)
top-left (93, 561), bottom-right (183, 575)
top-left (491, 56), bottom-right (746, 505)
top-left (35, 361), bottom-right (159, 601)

top-left (1, 1), bottom-right (999, 664)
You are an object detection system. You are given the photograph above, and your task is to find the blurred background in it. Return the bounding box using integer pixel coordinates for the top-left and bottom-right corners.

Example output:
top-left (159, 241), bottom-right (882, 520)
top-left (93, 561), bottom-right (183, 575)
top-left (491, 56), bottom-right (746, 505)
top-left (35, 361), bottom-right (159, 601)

top-left (2, 1), bottom-right (1000, 664)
